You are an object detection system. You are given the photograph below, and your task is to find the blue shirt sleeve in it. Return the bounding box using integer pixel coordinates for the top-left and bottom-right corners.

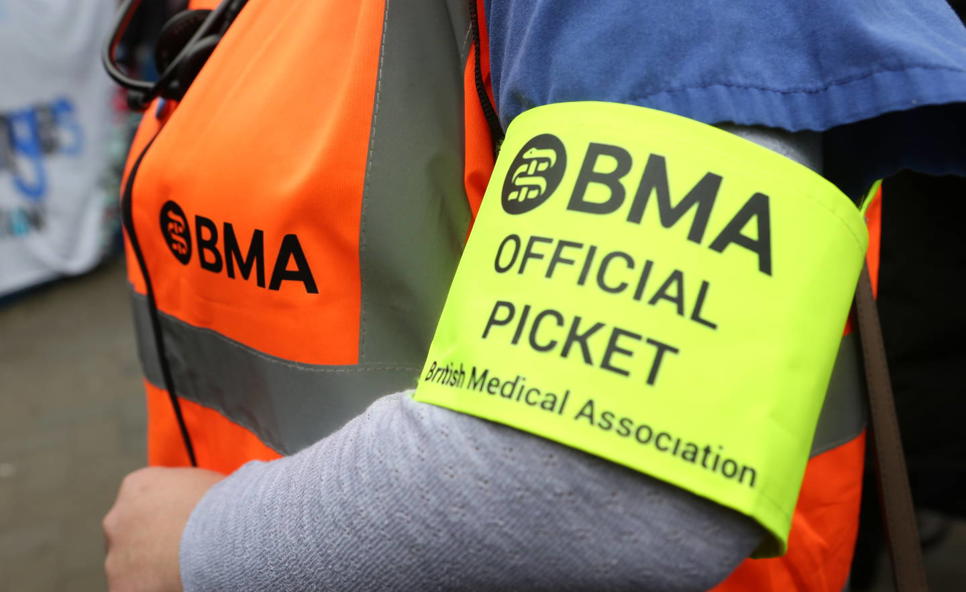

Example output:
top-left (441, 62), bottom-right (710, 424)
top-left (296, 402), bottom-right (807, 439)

top-left (485, 1), bottom-right (966, 196)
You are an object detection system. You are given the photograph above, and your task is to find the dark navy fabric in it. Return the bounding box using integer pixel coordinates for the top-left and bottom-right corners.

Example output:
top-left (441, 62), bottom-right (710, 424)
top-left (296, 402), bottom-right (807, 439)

top-left (484, 1), bottom-right (966, 196)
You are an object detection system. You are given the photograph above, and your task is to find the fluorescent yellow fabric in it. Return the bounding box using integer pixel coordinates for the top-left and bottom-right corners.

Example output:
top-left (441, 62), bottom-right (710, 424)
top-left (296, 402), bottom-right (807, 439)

top-left (414, 102), bottom-right (867, 555)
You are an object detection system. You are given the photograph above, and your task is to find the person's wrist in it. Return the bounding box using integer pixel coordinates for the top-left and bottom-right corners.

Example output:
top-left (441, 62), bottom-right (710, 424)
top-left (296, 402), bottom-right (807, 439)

top-left (104, 467), bottom-right (224, 592)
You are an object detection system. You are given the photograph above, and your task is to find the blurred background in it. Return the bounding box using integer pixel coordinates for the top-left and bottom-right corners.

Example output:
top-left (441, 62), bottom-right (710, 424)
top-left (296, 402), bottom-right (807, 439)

top-left (0, 1), bottom-right (180, 589)
top-left (0, 1), bottom-right (964, 591)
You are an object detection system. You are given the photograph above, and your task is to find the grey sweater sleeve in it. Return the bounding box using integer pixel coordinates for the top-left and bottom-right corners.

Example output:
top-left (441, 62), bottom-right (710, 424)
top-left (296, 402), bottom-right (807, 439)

top-left (181, 391), bottom-right (762, 591)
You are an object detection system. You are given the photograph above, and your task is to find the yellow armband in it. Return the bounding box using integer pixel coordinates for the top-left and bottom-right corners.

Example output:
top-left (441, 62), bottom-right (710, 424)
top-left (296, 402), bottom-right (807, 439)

top-left (413, 102), bottom-right (867, 556)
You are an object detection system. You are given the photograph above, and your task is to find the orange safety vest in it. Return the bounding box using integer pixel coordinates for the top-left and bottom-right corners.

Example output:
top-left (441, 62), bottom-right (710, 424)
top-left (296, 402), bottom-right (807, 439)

top-left (122, 1), bottom-right (879, 589)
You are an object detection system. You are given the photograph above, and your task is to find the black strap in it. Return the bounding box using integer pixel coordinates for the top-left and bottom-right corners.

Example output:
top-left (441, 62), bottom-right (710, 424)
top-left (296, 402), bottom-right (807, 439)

top-left (468, 0), bottom-right (504, 155)
top-left (854, 265), bottom-right (929, 591)
top-left (122, 137), bottom-right (197, 467)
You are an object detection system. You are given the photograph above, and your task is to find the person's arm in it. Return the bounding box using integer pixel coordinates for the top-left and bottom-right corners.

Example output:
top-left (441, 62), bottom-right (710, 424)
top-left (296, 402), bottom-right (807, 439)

top-left (180, 391), bottom-right (762, 591)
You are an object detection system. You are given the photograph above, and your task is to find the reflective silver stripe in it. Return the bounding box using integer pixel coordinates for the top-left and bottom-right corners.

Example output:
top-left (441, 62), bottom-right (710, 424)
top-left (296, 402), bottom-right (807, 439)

top-left (810, 331), bottom-right (867, 457)
top-left (131, 291), bottom-right (418, 454)
top-left (131, 289), bottom-right (163, 389)
top-left (357, 0), bottom-right (472, 367)
top-left (135, 287), bottom-right (867, 457)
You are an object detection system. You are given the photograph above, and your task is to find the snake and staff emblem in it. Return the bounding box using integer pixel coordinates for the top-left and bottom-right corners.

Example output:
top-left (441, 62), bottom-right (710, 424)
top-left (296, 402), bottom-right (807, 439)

top-left (501, 134), bottom-right (566, 215)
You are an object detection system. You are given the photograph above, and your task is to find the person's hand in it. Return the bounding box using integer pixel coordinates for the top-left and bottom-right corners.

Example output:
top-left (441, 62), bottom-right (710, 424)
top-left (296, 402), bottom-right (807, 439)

top-left (103, 467), bottom-right (224, 592)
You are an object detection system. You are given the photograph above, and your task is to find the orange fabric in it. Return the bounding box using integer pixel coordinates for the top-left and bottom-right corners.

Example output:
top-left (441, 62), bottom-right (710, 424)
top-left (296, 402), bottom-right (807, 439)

top-left (462, 0), bottom-right (496, 225)
top-left (845, 185), bottom-right (883, 336)
top-left (131, 0), bottom-right (385, 365)
top-left (714, 434), bottom-right (866, 591)
top-left (121, 100), bottom-right (165, 188)
top-left (123, 99), bottom-right (175, 295)
top-left (123, 240), bottom-right (147, 294)
top-left (146, 381), bottom-right (281, 473)
top-left (865, 184), bottom-right (882, 296)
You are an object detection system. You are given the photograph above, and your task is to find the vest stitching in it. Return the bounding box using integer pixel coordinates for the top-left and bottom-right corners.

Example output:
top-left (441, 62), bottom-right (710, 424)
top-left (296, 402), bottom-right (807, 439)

top-left (358, 0), bottom-right (392, 363)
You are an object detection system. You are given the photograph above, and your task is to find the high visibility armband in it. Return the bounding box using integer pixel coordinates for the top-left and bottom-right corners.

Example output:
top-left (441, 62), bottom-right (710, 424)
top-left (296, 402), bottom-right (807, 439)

top-left (413, 102), bottom-right (867, 556)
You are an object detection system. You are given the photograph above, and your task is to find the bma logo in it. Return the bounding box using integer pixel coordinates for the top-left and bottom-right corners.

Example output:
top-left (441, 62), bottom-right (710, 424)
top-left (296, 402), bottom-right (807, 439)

top-left (160, 201), bottom-right (191, 264)
top-left (158, 200), bottom-right (318, 294)
top-left (501, 133), bottom-right (566, 214)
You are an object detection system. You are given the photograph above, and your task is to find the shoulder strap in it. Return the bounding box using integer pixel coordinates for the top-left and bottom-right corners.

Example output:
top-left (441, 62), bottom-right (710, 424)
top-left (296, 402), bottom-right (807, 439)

top-left (854, 265), bottom-right (929, 591)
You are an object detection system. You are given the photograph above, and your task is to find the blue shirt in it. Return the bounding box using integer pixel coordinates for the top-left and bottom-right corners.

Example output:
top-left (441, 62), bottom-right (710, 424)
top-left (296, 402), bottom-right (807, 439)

top-left (486, 1), bottom-right (966, 196)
